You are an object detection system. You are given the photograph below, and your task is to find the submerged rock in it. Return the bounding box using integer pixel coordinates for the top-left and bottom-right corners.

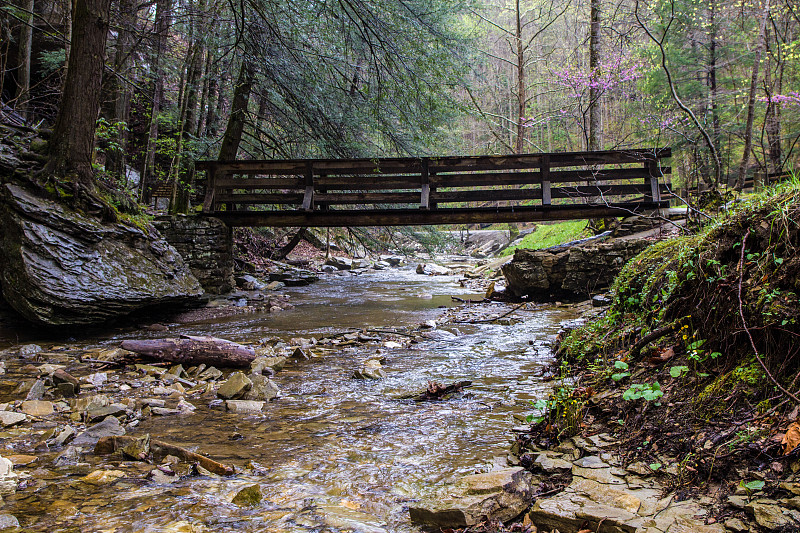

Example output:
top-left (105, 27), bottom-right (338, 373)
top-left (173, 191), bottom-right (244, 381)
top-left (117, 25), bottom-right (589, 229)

top-left (0, 183), bottom-right (204, 325)
top-left (72, 416), bottom-right (125, 446)
top-left (353, 360), bottom-right (386, 380)
top-left (232, 484), bottom-right (262, 506)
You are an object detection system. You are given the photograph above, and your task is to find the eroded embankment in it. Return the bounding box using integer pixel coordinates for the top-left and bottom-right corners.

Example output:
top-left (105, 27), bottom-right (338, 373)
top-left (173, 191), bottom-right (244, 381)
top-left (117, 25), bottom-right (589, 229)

top-left (513, 184), bottom-right (800, 532)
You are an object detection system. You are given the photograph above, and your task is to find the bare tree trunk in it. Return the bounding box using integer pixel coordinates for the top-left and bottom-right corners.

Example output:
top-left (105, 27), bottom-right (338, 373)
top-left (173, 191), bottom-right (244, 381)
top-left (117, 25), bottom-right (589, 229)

top-left (735, 0), bottom-right (770, 190)
top-left (47, 0), bottom-right (111, 189)
top-left (106, 0), bottom-right (135, 179)
top-left (708, 0), bottom-right (722, 186)
top-left (14, 0), bottom-right (34, 121)
top-left (218, 60), bottom-right (254, 160)
top-left (588, 0), bottom-right (601, 151)
top-left (140, 0), bottom-right (172, 203)
top-left (196, 49), bottom-right (212, 137)
top-left (204, 57), bottom-right (220, 137)
top-left (764, 31), bottom-right (782, 175)
top-left (120, 336), bottom-right (256, 368)
top-left (514, 0), bottom-right (525, 154)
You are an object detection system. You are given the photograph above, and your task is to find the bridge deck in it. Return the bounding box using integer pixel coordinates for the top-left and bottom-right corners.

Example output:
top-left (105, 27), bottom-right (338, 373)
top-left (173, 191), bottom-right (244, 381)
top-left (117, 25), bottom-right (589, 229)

top-left (196, 149), bottom-right (671, 227)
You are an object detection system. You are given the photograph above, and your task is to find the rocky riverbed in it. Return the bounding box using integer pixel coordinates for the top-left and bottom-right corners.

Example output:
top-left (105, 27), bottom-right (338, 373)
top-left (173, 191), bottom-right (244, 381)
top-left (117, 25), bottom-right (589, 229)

top-left (0, 263), bottom-right (582, 532)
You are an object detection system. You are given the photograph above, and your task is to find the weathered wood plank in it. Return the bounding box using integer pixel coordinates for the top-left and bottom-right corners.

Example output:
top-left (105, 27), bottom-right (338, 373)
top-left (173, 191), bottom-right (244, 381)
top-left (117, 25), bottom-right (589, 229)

top-left (315, 192), bottom-right (421, 205)
top-left (429, 167), bottom-right (672, 187)
top-left (196, 148), bottom-right (671, 176)
top-left (215, 177), bottom-right (305, 188)
top-left (215, 193), bottom-right (305, 204)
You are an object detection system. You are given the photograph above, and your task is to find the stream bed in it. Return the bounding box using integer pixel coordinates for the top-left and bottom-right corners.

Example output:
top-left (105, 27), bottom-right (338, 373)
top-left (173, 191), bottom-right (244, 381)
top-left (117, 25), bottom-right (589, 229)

top-left (0, 267), bottom-right (578, 532)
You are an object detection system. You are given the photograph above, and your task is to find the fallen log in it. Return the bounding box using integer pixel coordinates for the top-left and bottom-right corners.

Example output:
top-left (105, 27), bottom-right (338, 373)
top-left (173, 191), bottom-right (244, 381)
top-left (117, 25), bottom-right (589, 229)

top-left (94, 435), bottom-right (235, 475)
top-left (120, 335), bottom-right (255, 368)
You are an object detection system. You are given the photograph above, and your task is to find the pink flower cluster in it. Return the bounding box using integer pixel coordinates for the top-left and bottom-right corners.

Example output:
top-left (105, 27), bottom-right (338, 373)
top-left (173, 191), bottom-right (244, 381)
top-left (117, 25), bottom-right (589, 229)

top-left (761, 92), bottom-right (800, 106)
top-left (551, 55), bottom-right (644, 99)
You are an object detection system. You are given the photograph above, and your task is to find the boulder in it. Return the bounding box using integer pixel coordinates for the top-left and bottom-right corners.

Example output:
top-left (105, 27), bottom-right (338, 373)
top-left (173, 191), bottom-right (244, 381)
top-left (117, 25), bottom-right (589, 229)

top-left (326, 257), bottom-right (353, 270)
top-left (242, 374), bottom-right (279, 401)
top-left (409, 467), bottom-right (534, 528)
top-left (250, 356), bottom-right (287, 375)
top-left (232, 484), bottom-right (262, 506)
top-left (0, 412), bottom-right (26, 427)
top-left (416, 263), bottom-right (451, 276)
top-left (502, 239), bottom-right (651, 300)
top-left (0, 183), bottom-right (204, 325)
top-left (226, 400), bottom-right (265, 414)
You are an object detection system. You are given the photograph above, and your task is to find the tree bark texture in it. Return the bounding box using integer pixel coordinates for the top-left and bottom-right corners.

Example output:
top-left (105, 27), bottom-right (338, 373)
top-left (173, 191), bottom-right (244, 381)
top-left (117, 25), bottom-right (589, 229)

top-left (140, 0), bottom-right (172, 203)
top-left (587, 0), bottom-right (601, 151)
top-left (218, 60), bottom-right (254, 160)
top-left (120, 335), bottom-right (256, 368)
top-left (735, 0), bottom-right (770, 190)
top-left (514, 0), bottom-right (525, 154)
top-left (47, 0), bottom-right (112, 185)
top-left (708, 0), bottom-right (721, 185)
top-left (14, 0), bottom-right (34, 121)
top-left (105, 0), bottom-right (136, 178)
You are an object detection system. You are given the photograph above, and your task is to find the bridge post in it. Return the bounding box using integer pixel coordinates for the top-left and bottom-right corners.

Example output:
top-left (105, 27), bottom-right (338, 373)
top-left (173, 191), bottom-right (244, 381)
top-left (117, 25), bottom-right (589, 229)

top-left (420, 158), bottom-right (430, 209)
top-left (302, 162), bottom-right (315, 211)
top-left (541, 155), bottom-right (551, 206)
top-left (646, 160), bottom-right (662, 202)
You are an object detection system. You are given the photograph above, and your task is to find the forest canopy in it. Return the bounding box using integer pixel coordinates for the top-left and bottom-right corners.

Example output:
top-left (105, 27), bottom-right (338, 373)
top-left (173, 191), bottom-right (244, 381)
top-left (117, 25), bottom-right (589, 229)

top-left (1, 0), bottom-right (798, 208)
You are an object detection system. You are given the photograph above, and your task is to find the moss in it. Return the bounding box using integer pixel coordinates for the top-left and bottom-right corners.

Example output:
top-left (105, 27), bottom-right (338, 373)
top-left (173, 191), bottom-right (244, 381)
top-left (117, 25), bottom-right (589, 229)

top-left (117, 211), bottom-right (154, 233)
top-left (501, 220), bottom-right (590, 256)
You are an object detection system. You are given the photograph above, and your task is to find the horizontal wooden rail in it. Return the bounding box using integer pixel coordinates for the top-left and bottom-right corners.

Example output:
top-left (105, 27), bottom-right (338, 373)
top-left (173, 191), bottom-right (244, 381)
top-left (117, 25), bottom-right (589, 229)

top-left (197, 149), bottom-right (671, 226)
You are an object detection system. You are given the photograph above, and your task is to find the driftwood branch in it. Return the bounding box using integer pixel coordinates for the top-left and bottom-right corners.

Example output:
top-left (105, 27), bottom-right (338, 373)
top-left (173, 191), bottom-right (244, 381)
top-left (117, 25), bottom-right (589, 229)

top-left (413, 380), bottom-right (473, 402)
top-left (94, 435), bottom-right (235, 475)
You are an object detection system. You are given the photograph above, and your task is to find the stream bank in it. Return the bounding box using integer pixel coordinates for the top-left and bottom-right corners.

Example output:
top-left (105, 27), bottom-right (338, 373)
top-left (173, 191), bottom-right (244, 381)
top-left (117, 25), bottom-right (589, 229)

top-left (489, 185), bottom-right (800, 533)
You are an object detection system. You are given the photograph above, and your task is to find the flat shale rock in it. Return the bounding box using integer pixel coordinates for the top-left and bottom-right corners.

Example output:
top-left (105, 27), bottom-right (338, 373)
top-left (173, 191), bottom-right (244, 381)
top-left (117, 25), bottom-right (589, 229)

top-left (409, 467), bottom-right (534, 528)
top-left (0, 183), bottom-right (203, 325)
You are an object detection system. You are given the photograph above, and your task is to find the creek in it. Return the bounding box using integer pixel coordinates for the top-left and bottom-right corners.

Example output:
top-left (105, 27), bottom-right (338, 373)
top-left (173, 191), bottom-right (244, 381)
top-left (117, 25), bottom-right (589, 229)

top-left (0, 266), bottom-right (578, 532)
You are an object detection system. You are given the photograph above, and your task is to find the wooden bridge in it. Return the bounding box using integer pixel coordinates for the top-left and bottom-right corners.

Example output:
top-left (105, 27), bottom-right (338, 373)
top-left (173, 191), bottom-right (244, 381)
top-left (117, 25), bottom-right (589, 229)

top-left (196, 148), bottom-right (671, 227)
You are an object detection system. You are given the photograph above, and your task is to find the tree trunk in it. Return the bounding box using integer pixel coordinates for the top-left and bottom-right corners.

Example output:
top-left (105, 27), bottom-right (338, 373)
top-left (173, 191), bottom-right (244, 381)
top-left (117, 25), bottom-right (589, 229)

top-left (708, 0), bottom-right (721, 186)
top-left (218, 60), bottom-right (254, 160)
top-left (735, 0), bottom-right (770, 190)
top-left (105, 0), bottom-right (135, 179)
top-left (196, 49), bottom-right (213, 137)
top-left (764, 31), bottom-right (782, 175)
top-left (47, 0), bottom-right (112, 188)
top-left (14, 0), bottom-right (34, 121)
top-left (120, 335), bottom-right (256, 368)
top-left (204, 57), bottom-right (219, 136)
top-left (140, 0), bottom-right (172, 203)
top-left (514, 0), bottom-right (525, 154)
top-left (587, 0), bottom-right (601, 151)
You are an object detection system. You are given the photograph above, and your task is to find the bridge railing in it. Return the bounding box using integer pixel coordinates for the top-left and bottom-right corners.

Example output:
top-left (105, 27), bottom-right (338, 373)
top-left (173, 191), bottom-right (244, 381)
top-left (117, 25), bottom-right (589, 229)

top-left (195, 149), bottom-right (671, 226)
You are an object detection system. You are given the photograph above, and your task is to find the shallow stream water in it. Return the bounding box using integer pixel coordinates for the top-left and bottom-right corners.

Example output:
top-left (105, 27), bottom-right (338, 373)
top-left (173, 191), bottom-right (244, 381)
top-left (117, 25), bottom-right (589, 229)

top-left (0, 267), bottom-right (577, 532)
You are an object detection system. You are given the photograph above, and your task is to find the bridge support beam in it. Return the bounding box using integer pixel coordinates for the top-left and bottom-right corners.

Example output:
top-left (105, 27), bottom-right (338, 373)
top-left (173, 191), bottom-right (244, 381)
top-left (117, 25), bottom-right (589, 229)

top-left (207, 202), bottom-right (667, 228)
